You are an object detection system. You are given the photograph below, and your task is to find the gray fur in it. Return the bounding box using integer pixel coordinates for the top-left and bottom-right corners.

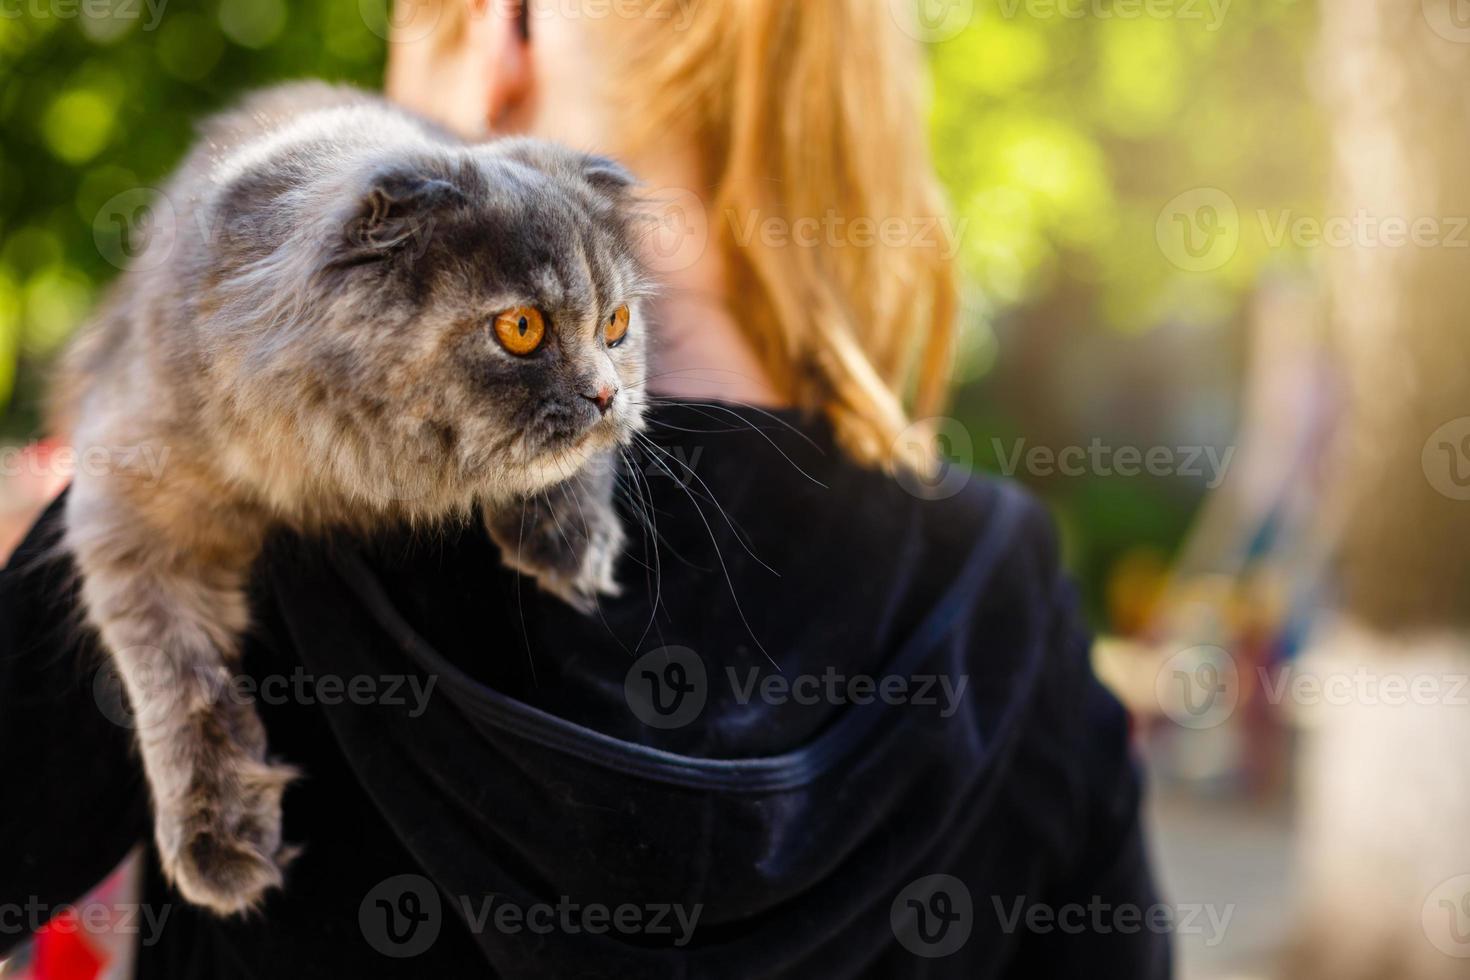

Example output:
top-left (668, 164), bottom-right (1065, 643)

top-left (53, 82), bottom-right (650, 914)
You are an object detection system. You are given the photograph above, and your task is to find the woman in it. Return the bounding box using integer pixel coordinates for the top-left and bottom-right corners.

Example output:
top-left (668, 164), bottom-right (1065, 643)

top-left (0, 0), bottom-right (1167, 976)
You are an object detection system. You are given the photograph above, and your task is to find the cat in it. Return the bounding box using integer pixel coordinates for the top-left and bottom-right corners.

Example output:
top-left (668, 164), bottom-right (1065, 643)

top-left (50, 82), bottom-right (652, 914)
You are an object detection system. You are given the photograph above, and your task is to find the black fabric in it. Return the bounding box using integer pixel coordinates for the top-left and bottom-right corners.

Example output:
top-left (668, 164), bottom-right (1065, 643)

top-left (0, 401), bottom-right (1169, 978)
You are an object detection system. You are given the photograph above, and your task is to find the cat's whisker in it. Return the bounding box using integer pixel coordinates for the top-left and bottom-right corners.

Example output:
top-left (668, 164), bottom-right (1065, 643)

top-left (613, 462), bottom-right (703, 573)
top-left (618, 445), bottom-right (665, 652)
top-left (648, 397), bottom-right (825, 455)
top-left (613, 438), bottom-right (704, 568)
top-left (632, 432), bottom-right (777, 669)
top-left (645, 418), bottom-right (763, 436)
top-left (633, 432), bottom-right (778, 577)
top-left (610, 470), bottom-right (661, 560)
top-left (515, 497), bottom-right (538, 687)
top-left (645, 404), bottom-right (828, 490)
top-left (553, 454), bottom-right (593, 546)
top-left (545, 450), bottom-right (626, 643)
top-left (540, 486), bottom-right (573, 552)
top-left (621, 367), bottom-right (755, 391)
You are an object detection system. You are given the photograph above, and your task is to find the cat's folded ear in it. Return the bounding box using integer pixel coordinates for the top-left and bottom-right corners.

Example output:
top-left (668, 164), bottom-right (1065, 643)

top-left (581, 155), bottom-right (638, 200)
top-left (343, 165), bottom-right (464, 258)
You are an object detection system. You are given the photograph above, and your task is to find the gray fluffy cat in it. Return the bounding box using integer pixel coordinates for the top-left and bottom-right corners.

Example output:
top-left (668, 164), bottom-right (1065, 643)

top-left (52, 83), bottom-right (651, 913)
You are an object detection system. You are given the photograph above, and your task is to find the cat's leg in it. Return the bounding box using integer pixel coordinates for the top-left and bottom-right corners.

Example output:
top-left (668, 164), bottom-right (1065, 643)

top-left (484, 451), bottom-right (626, 613)
top-left (66, 476), bottom-right (295, 915)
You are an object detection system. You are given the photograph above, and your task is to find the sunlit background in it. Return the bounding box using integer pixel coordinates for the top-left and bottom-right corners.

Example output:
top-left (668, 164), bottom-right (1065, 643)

top-left (5, 2), bottom-right (1470, 978)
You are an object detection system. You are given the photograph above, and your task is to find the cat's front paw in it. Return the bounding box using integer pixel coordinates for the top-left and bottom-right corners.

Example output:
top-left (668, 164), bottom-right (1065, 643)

top-left (157, 759), bottom-right (299, 916)
top-left (490, 497), bottom-right (626, 613)
top-left (538, 506), bottom-right (626, 613)
top-left (486, 456), bottom-right (626, 613)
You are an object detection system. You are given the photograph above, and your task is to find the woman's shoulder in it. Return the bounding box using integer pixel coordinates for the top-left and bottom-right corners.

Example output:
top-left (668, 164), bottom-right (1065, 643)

top-left (642, 401), bottom-right (1083, 695)
top-left (656, 401), bottom-right (1068, 623)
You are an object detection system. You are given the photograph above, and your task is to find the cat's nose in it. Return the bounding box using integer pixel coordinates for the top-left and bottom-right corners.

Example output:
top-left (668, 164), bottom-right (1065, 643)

top-left (581, 385), bottom-right (618, 416)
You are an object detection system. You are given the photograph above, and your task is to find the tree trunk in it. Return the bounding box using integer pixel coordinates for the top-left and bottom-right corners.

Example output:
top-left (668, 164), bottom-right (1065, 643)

top-left (1290, 4), bottom-right (1470, 978)
top-left (1320, 0), bottom-right (1470, 626)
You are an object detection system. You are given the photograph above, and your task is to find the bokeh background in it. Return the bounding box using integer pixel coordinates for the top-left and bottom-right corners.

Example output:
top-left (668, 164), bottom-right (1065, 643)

top-left (4, 2), bottom-right (1470, 978)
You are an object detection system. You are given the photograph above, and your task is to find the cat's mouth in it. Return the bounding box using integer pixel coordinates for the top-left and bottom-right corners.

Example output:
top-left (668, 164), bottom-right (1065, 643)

top-left (541, 416), bottom-right (633, 480)
top-left (514, 403), bottom-right (637, 484)
top-left (515, 439), bottom-right (597, 496)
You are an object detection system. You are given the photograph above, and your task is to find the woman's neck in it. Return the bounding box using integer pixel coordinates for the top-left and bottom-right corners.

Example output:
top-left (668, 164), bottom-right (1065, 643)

top-left (622, 150), bottom-right (787, 409)
top-left (646, 290), bottom-right (785, 409)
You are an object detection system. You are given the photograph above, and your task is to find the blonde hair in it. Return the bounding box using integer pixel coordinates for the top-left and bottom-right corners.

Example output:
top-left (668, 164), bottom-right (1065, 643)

top-left (432, 0), bottom-right (960, 470)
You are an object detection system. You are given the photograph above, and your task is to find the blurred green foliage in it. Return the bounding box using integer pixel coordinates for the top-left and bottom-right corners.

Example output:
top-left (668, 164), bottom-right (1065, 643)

top-left (926, 0), bottom-right (1322, 620)
top-left (0, 0), bottom-right (386, 437)
top-left (931, 0), bottom-right (1322, 374)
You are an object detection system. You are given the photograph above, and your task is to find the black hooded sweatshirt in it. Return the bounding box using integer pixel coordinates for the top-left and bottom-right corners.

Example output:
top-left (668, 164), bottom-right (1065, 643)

top-left (0, 401), bottom-right (1169, 978)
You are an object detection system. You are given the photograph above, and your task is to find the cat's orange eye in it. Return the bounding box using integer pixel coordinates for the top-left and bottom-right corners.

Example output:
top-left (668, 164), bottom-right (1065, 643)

top-left (606, 305), bottom-right (631, 347)
top-left (494, 307), bottom-right (546, 356)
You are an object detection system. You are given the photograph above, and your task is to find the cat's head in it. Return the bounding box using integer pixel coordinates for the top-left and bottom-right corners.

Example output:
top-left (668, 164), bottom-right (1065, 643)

top-left (213, 138), bottom-right (654, 513)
